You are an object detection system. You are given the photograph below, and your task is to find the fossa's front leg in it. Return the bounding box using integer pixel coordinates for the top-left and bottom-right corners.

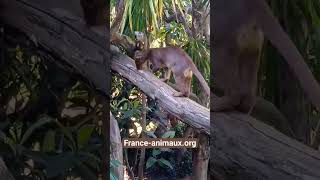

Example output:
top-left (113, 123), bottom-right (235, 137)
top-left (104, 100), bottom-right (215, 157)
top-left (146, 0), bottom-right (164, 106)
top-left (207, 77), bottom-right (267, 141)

top-left (160, 68), bottom-right (172, 83)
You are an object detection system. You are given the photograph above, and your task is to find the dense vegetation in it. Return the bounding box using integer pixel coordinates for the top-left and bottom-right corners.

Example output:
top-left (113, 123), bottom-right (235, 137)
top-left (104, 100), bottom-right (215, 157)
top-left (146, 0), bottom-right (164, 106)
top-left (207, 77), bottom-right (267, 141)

top-left (110, 0), bottom-right (210, 179)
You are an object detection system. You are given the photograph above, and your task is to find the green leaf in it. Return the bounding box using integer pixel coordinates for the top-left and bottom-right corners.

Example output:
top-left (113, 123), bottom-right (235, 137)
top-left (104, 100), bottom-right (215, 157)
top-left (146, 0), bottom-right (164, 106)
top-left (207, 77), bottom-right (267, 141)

top-left (146, 157), bottom-right (157, 169)
top-left (115, 98), bottom-right (130, 109)
top-left (0, 131), bottom-right (16, 155)
top-left (78, 152), bottom-right (101, 169)
top-left (120, 0), bottom-right (131, 34)
top-left (149, 0), bottom-right (159, 29)
top-left (77, 125), bottom-right (94, 149)
top-left (175, 0), bottom-right (185, 19)
top-left (42, 130), bottom-right (55, 152)
top-left (110, 171), bottom-right (118, 180)
top-left (55, 120), bottom-right (76, 150)
top-left (161, 131), bottom-right (175, 138)
top-left (158, 158), bottom-right (173, 169)
top-left (20, 116), bottom-right (53, 145)
top-left (123, 109), bottom-right (136, 119)
top-left (123, 102), bottom-right (128, 110)
top-left (68, 97), bottom-right (88, 107)
top-left (152, 149), bottom-right (161, 157)
top-left (128, 0), bottom-right (133, 31)
top-left (72, 157), bottom-right (97, 180)
top-left (133, 100), bottom-right (140, 108)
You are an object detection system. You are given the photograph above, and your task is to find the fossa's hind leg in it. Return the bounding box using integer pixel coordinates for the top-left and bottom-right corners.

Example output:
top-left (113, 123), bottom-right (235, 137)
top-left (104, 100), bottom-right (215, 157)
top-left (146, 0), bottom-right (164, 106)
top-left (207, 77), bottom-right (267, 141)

top-left (173, 76), bottom-right (189, 97)
top-left (173, 69), bottom-right (192, 97)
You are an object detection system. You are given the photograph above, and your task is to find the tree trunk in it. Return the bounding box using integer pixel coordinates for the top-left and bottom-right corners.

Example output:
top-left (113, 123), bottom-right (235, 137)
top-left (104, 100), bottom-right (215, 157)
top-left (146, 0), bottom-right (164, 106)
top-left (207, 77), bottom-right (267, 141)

top-left (110, 113), bottom-right (124, 180)
top-left (138, 94), bottom-right (147, 180)
top-left (192, 133), bottom-right (209, 180)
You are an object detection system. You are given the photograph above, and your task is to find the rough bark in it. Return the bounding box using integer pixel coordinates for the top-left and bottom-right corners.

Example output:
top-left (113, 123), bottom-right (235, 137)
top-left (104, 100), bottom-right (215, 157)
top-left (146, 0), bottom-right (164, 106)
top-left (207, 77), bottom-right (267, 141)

top-left (192, 133), bottom-right (209, 180)
top-left (211, 111), bottom-right (320, 180)
top-left (137, 94), bottom-right (146, 180)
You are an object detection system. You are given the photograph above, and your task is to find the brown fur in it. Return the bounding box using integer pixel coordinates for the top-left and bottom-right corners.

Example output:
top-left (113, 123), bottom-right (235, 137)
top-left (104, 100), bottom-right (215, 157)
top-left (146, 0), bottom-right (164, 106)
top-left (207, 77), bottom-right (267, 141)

top-left (135, 47), bottom-right (210, 97)
top-left (134, 32), bottom-right (148, 70)
top-left (213, 0), bottom-right (320, 113)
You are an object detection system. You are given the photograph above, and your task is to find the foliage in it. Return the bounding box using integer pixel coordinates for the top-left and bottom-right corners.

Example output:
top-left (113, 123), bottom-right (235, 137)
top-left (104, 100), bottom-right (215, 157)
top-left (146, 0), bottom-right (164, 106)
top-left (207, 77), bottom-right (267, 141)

top-left (110, 0), bottom-right (210, 179)
top-left (144, 131), bottom-right (176, 170)
top-left (259, 0), bottom-right (320, 145)
top-left (0, 27), bottom-right (105, 179)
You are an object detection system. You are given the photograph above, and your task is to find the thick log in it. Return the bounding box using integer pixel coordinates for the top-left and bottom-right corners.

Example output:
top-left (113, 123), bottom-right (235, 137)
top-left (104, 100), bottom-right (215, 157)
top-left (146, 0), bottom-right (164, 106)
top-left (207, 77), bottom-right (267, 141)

top-left (211, 111), bottom-right (320, 180)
